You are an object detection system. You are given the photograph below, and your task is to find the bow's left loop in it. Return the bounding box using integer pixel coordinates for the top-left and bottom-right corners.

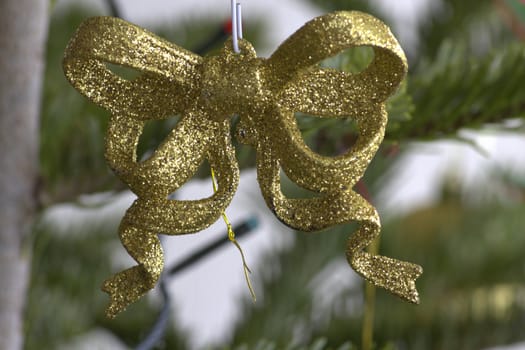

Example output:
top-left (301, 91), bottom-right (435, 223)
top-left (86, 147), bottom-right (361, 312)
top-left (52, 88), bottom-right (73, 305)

top-left (63, 16), bottom-right (203, 119)
top-left (63, 17), bottom-right (241, 317)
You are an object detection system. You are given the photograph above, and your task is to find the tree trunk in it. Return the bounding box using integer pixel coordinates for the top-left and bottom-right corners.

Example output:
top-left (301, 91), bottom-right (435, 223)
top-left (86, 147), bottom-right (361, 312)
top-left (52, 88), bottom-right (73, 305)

top-left (0, 0), bottom-right (48, 349)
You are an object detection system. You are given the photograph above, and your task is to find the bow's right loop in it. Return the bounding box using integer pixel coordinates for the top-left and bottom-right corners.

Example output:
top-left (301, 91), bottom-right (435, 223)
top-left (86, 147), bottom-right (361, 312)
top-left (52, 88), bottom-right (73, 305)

top-left (267, 11), bottom-right (407, 102)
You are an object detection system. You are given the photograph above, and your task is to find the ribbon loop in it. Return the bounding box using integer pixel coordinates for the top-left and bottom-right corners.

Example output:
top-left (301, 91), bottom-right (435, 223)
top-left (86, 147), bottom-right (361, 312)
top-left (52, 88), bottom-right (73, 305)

top-left (259, 12), bottom-right (408, 194)
top-left (267, 11), bottom-right (407, 101)
top-left (63, 16), bottom-right (202, 119)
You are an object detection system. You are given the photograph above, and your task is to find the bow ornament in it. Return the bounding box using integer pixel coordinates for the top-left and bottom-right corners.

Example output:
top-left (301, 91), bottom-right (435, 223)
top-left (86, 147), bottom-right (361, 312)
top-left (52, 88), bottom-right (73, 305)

top-left (63, 11), bottom-right (422, 318)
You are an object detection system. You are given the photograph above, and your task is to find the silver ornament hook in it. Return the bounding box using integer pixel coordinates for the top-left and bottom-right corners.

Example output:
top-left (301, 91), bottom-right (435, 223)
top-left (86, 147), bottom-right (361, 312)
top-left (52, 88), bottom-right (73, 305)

top-left (231, 0), bottom-right (243, 53)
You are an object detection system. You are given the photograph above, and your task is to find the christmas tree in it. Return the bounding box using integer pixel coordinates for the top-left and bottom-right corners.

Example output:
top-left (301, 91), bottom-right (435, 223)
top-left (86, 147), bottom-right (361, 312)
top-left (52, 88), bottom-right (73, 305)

top-left (1, 0), bottom-right (524, 349)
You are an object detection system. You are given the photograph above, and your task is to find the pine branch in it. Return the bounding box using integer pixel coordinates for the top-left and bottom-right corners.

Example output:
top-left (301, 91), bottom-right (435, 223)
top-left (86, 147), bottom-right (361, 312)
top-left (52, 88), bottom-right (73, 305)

top-left (296, 41), bottom-right (525, 144)
top-left (388, 42), bottom-right (525, 140)
top-left (414, 0), bottom-right (510, 64)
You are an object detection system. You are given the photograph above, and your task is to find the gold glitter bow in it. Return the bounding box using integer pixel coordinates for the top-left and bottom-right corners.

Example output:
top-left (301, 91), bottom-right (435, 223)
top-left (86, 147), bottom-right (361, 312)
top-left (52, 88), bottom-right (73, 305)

top-left (63, 11), bottom-right (422, 318)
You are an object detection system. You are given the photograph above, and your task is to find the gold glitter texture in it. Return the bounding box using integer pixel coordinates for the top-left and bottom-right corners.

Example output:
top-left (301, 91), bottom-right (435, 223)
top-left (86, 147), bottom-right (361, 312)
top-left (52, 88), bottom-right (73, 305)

top-left (63, 11), bottom-right (422, 318)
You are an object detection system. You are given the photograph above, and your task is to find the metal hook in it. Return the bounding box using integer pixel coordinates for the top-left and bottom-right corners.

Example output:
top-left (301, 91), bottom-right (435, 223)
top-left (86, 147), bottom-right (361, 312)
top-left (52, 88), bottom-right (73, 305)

top-left (231, 0), bottom-right (243, 53)
top-left (236, 3), bottom-right (243, 39)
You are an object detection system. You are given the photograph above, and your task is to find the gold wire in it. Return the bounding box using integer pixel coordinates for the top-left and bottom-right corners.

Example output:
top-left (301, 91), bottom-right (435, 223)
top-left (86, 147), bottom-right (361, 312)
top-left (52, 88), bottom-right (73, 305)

top-left (211, 168), bottom-right (257, 302)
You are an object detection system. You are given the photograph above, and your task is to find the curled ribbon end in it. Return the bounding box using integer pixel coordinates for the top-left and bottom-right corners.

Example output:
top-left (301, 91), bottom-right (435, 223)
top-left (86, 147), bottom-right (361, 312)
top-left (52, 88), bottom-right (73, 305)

top-left (100, 262), bottom-right (160, 319)
top-left (232, 239), bottom-right (257, 303)
top-left (404, 265), bottom-right (423, 305)
top-left (350, 252), bottom-right (423, 305)
top-left (101, 279), bottom-right (126, 319)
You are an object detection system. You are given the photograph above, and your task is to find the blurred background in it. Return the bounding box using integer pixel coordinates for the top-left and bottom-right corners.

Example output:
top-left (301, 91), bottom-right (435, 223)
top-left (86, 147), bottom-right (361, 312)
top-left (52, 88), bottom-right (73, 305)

top-left (2, 0), bottom-right (525, 349)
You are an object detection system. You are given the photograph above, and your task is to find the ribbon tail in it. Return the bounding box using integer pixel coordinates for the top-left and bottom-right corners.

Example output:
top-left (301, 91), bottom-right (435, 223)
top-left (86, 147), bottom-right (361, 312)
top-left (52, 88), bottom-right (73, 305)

top-left (347, 220), bottom-right (423, 304)
top-left (101, 207), bottom-right (164, 318)
top-left (102, 263), bottom-right (159, 319)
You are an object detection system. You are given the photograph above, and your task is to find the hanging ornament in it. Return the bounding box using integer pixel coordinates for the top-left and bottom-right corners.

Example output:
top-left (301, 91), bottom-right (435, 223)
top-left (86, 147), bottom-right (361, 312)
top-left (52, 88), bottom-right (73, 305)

top-left (63, 9), bottom-right (422, 318)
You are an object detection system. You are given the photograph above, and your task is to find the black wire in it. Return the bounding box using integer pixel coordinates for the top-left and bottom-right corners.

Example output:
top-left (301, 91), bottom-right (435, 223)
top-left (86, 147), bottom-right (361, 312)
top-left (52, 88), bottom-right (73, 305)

top-left (107, 0), bottom-right (122, 18)
top-left (167, 217), bottom-right (258, 276)
top-left (135, 279), bottom-right (171, 350)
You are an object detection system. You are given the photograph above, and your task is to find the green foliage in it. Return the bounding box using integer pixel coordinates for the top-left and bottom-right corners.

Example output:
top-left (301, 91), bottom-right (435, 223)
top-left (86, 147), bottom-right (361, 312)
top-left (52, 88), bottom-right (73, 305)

top-left (506, 0), bottom-right (525, 24)
top-left (390, 41), bottom-right (525, 140)
top-left (415, 0), bottom-right (511, 63)
top-left (26, 203), bottom-right (189, 349)
top-left (41, 6), bottom-right (115, 200)
top-left (231, 222), bottom-right (357, 348)
top-left (385, 81), bottom-right (415, 136)
top-left (226, 338), bottom-right (356, 350)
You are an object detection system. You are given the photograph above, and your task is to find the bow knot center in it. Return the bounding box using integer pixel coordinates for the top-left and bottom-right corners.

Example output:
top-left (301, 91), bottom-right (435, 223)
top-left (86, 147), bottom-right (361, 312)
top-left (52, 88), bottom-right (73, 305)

top-left (199, 40), bottom-right (265, 120)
